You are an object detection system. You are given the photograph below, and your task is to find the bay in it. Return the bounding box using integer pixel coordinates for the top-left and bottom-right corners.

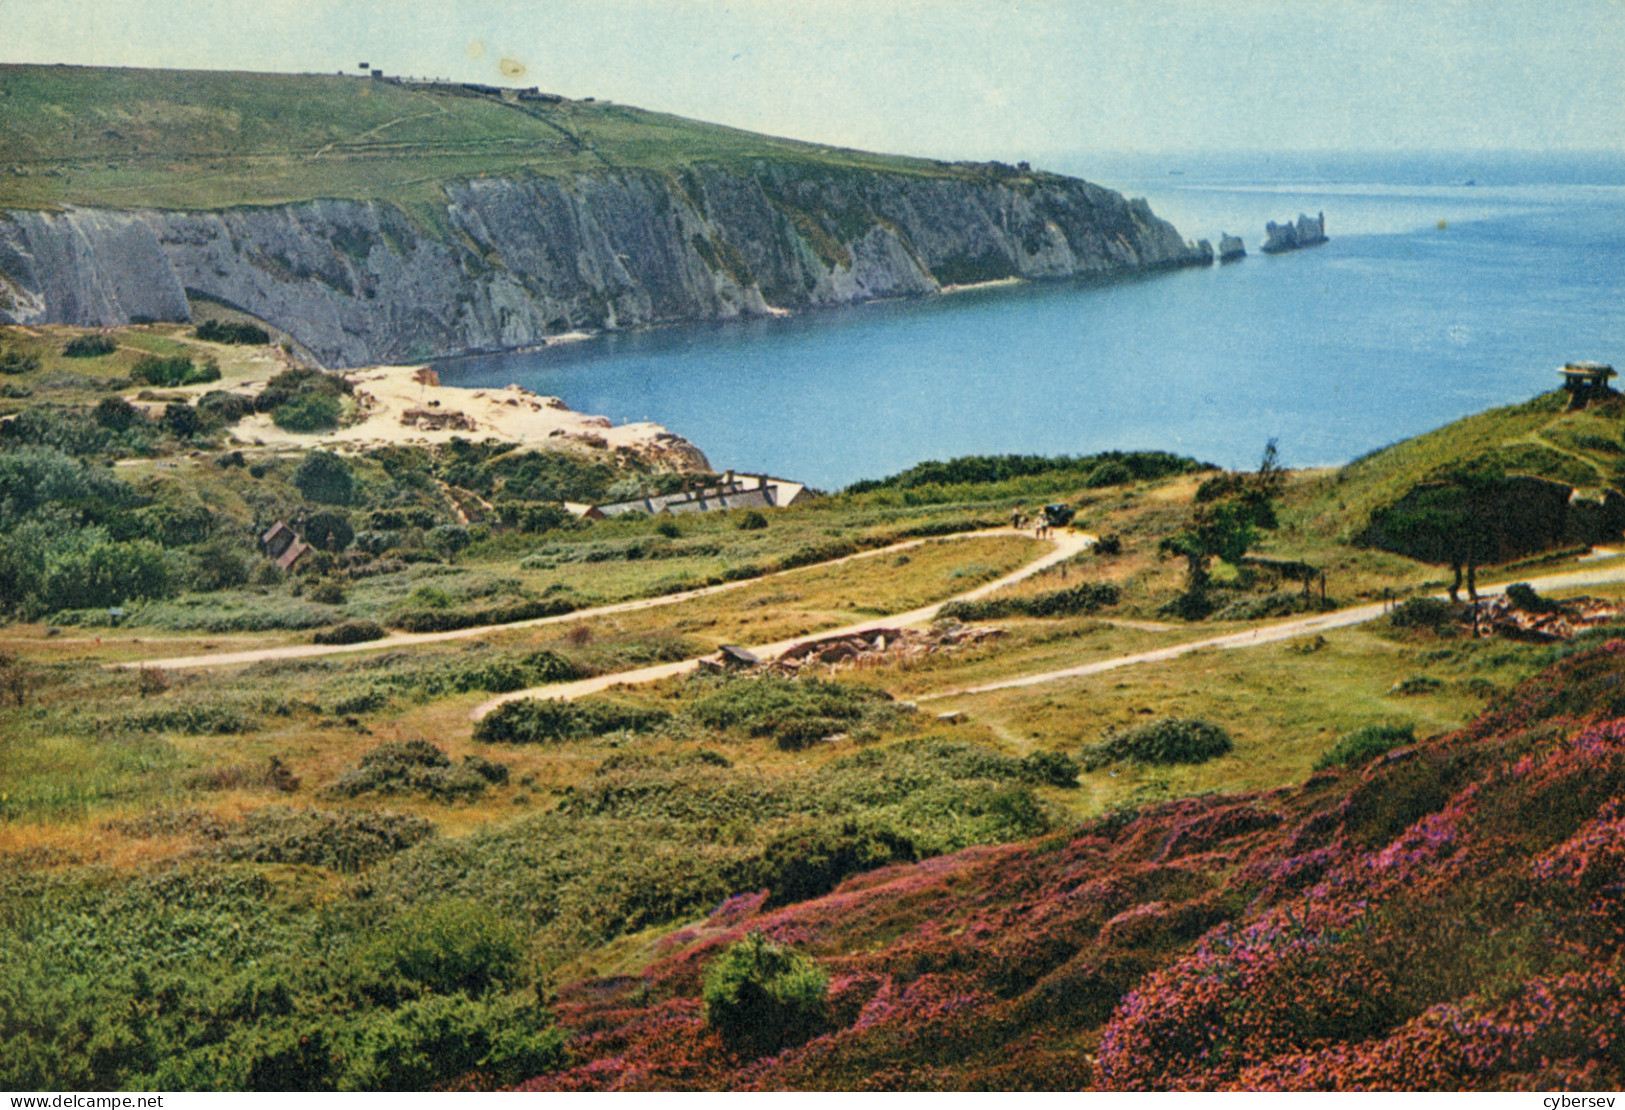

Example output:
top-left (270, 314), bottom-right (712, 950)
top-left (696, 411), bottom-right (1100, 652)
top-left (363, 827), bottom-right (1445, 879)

top-left (436, 152), bottom-right (1625, 489)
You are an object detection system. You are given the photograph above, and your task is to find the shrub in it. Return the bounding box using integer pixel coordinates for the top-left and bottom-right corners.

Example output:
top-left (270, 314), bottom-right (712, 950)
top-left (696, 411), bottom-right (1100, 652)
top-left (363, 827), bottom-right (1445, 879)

top-left (361, 898), bottom-right (527, 996)
top-left (131, 354), bottom-right (218, 387)
top-left (92, 396), bottom-right (143, 432)
top-left (1094, 533), bottom-right (1123, 556)
top-left (197, 391), bottom-right (255, 425)
top-left (386, 597), bottom-right (574, 634)
top-left (1020, 750), bottom-right (1081, 786)
top-left (939, 582), bottom-right (1119, 621)
top-left (1315, 723), bottom-right (1416, 770)
top-left (0, 347), bottom-right (40, 374)
top-left (303, 511), bottom-right (354, 553)
top-left (213, 807), bottom-right (433, 871)
top-left (655, 519), bottom-right (681, 538)
top-left (703, 932), bottom-right (829, 1054)
top-left (1083, 717), bottom-right (1234, 769)
top-left (194, 320), bottom-right (271, 345)
top-left (758, 821), bottom-right (917, 906)
top-left (161, 402), bottom-right (206, 439)
top-left (293, 451), bottom-right (354, 504)
top-left (1389, 596), bottom-right (1456, 631)
top-left (1505, 582), bottom-right (1565, 614)
top-left (1085, 460), bottom-right (1133, 488)
top-left (62, 335), bottom-right (117, 358)
top-left (736, 509), bottom-right (769, 531)
top-left (272, 392), bottom-right (342, 432)
top-left (313, 620), bottom-right (387, 645)
top-left (473, 697), bottom-right (670, 745)
top-left (329, 741), bottom-right (504, 802)
top-left (307, 579), bottom-right (347, 605)
top-left (688, 675), bottom-right (901, 749)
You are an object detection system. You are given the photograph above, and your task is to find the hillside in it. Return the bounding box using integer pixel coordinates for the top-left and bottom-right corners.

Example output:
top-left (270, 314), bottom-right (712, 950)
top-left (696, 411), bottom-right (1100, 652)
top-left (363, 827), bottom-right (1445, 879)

top-left (523, 641), bottom-right (1625, 1091)
top-left (0, 65), bottom-right (1210, 366)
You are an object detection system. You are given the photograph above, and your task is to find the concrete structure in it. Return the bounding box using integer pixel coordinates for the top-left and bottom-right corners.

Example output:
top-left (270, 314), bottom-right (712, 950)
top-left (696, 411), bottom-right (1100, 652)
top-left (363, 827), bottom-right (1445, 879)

top-left (591, 472), bottom-right (810, 517)
top-left (1560, 361), bottom-right (1617, 407)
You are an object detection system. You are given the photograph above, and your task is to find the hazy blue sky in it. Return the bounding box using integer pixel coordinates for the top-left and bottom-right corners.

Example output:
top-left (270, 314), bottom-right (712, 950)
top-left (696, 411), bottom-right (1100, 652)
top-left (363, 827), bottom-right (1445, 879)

top-left (2, 0), bottom-right (1622, 160)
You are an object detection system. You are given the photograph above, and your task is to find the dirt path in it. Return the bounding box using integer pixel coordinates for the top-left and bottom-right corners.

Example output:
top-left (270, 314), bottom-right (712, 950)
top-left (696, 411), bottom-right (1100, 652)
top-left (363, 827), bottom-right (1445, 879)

top-left (118, 529), bottom-right (1083, 674)
top-left (917, 557), bottom-right (1625, 702)
top-left (467, 529), bottom-right (1095, 720)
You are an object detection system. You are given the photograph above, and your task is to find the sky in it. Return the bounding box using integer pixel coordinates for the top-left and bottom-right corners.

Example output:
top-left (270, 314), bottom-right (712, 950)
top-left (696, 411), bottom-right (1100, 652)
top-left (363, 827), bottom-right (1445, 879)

top-left (1, 0), bottom-right (1622, 161)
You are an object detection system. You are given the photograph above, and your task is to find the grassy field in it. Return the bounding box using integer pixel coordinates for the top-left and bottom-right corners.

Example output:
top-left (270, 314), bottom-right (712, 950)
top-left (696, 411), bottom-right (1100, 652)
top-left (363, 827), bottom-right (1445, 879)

top-left (0, 63), bottom-right (997, 224)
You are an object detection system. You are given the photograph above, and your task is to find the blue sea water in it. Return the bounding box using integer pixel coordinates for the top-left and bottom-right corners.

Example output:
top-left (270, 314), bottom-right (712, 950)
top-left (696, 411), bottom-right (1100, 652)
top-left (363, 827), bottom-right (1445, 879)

top-left (436, 152), bottom-right (1625, 489)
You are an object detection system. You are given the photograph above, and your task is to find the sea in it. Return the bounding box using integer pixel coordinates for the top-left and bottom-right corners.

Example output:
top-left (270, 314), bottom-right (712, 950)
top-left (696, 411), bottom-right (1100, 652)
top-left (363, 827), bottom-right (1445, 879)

top-left (435, 151), bottom-right (1625, 490)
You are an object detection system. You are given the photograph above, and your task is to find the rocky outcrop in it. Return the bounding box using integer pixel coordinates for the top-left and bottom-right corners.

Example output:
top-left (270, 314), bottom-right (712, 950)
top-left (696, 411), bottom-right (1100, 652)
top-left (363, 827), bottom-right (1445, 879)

top-left (0, 162), bottom-right (1207, 367)
top-left (1260, 212), bottom-right (1328, 254)
top-left (1218, 233), bottom-right (1246, 262)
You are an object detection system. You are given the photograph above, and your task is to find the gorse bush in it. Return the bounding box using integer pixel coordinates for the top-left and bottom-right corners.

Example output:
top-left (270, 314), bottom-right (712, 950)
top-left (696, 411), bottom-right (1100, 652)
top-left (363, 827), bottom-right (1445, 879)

top-left (1083, 717), bottom-right (1234, 769)
top-left (213, 807), bottom-right (435, 871)
top-left (194, 320), bottom-right (271, 345)
top-left (359, 898), bottom-right (527, 996)
top-left (688, 674), bottom-right (904, 749)
top-left (131, 354), bottom-right (219, 387)
top-left (1315, 723), bottom-right (1416, 770)
top-left (939, 582), bottom-right (1119, 621)
top-left (273, 391), bottom-right (342, 432)
top-left (1388, 596), bottom-right (1457, 632)
top-left (328, 741), bottom-right (508, 803)
top-left (312, 620), bottom-right (387, 645)
top-left (702, 932), bottom-right (829, 1054)
top-left (61, 334), bottom-right (118, 358)
top-left (473, 697), bottom-right (670, 744)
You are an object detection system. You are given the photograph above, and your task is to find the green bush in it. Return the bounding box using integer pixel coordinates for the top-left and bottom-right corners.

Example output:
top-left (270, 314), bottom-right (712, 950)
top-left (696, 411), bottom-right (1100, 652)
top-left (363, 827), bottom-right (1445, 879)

top-left (197, 390), bottom-right (255, 424)
top-left (1083, 716), bottom-right (1234, 769)
top-left (131, 354), bottom-right (219, 387)
top-left (1315, 723), bottom-right (1416, 770)
top-left (473, 697), bottom-right (670, 745)
top-left (1389, 597), bottom-right (1457, 631)
top-left (213, 807), bottom-right (435, 871)
top-left (939, 582), bottom-right (1119, 621)
top-left (293, 450), bottom-right (353, 504)
top-left (93, 395), bottom-right (144, 431)
top-left (758, 821), bottom-right (917, 906)
top-left (313, 620), bottom-right (388, 645)
top-left (62, 335), bottom-right (117, 358)
top-left (387, 597), bottom-right (574, 633)
top-left (194, 320), bottom-right (271, 345)
top-left (736, 509), bottom-right (769, 530)
top-left (1085, 460), bottom-right (1133, 488)
top-left (688, 675), bottom-right (902, 750)
top-left (329, 741), bottom-right (506, 802)
top-left (0, 346), bottom-right (41, 374)
top-left (1505, 582), bottom-right (1565, 614)
top-left (273, 391), bottom-right (343, 432)
top-left (702, 932), bottom-right (829, 1054)
top-left (360, 898), bottom-right (527, 996)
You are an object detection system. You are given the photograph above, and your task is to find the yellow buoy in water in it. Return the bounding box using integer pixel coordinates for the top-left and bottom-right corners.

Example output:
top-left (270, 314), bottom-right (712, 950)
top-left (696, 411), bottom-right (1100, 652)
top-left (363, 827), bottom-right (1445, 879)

top-left (1437, 219), bottom-right (1449, 230)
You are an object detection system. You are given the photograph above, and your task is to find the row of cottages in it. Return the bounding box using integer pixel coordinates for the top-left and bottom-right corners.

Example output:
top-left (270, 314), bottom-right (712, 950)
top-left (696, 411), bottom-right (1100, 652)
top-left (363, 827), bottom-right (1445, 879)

top-left (567, 471), bottom-right (810, 520)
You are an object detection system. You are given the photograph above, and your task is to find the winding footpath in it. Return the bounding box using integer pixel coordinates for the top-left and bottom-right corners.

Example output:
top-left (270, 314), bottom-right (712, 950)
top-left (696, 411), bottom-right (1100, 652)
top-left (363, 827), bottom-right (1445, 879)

top-left (114, 528), bottom-right (1085, 675)
top-left (108, 527), bottom-right (1625, 722)
top-left (469, 529), bottom-right (1094, 720)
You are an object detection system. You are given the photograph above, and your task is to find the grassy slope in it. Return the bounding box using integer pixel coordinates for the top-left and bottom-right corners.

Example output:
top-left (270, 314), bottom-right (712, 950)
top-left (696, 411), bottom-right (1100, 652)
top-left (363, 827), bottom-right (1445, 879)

top-left (0, 64), bottom-right (989, 224)
top-left (1286, 389), bottom-right (1625, 546)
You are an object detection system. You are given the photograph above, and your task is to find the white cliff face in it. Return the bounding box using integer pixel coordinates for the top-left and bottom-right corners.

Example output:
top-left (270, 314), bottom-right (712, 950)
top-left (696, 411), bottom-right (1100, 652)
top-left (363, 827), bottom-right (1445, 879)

top-left (0, 164), bottom-right (1205, 367)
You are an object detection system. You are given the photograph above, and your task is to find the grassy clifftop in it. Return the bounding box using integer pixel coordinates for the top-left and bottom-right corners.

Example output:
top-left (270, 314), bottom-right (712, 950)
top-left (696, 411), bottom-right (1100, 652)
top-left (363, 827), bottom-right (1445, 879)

top-left (0, 64), bottom-right (1001, 216)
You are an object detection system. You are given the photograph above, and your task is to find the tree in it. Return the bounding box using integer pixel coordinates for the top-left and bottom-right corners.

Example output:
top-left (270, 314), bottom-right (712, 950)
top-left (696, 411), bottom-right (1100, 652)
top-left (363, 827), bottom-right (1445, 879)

top-left (302, 511), bottom-right (354, 553)
top-left (293, 451), bottom-right (354, 505)
top-left (1371, 460), bottom-right (1509, 602)
top-left (1160, 441), bottom-right (1283, 617)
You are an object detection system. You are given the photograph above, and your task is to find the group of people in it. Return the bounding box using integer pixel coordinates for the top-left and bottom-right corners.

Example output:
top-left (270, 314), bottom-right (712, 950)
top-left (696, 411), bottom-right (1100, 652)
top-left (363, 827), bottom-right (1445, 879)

top-left (1011, 507), bottom-right (1056, 539)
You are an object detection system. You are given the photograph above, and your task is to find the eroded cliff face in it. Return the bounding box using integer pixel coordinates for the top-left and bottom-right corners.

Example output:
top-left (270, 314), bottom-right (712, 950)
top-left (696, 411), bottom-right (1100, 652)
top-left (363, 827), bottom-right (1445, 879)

top-left (0, 163), bottom-right (1206, 367)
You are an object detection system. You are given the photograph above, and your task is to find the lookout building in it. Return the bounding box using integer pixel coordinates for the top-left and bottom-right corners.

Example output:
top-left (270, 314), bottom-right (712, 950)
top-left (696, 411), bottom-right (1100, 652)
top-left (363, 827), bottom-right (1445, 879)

top-left (1560, 361), bottom-right (1616, 408)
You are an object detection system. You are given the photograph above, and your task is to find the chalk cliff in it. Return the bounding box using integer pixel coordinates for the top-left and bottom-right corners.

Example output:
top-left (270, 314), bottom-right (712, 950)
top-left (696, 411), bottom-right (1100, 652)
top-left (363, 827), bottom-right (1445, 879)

top-left (0, 162), bottom-right (1207, 367)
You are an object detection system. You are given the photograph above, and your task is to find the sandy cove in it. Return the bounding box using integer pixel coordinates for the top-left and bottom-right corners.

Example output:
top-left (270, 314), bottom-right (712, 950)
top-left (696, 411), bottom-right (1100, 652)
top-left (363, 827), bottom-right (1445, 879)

top-left (221, 363), bottom-right (709, 469)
